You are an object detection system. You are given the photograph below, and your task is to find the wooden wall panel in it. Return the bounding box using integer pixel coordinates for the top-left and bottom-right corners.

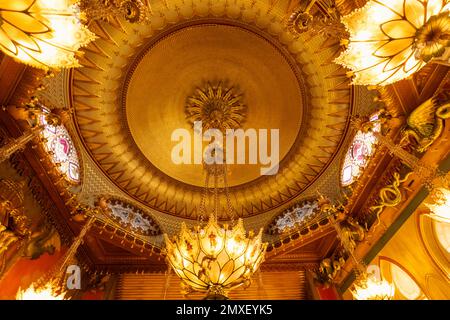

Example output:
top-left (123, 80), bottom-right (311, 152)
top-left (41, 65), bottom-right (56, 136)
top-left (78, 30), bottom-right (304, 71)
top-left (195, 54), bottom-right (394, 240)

top-left (115, 271), bottom-right (307, 300)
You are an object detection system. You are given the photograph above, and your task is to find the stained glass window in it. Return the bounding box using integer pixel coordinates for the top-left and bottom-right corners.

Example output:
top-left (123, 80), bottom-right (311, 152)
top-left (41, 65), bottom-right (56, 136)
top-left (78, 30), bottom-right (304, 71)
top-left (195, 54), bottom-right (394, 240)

top-left (268, 200), bottom-right (319, 235)
top-left (39, 113), bottom-right (80, 183)
top-left (418, 213), bottom-right (450, 277)
top-left (434, 221), bottom-right (450, 254)
top-left (106, 199), bottom-right (161, 236)
top-left (380, 258), bottom-right (428, 300)
top-left (341, 113), bottom-right (381, 187)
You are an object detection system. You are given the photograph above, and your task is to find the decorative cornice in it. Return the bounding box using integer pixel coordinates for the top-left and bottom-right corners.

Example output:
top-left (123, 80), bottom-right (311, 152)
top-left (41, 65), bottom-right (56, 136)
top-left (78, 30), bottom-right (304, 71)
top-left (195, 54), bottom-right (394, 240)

top-left (260, 262), bottom-right (318, 272)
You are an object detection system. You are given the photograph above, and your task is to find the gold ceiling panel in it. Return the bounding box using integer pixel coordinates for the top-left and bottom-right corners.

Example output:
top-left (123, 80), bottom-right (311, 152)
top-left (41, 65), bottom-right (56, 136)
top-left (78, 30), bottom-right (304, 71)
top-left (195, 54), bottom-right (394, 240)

top-left (126, 23), bottom-right (303, 187)
top-left (71, 0), bottom-right (353, 219)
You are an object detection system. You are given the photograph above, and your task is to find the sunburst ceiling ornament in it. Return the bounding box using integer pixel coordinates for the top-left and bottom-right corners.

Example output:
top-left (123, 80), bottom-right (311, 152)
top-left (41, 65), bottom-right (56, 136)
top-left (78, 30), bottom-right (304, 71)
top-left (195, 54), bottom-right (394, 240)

top-left (0, 0), bottom-right (96, 70)
top-left (186, 82), bottom-right (247, 131)
top-left (335, 0), bottom-right (450, 86)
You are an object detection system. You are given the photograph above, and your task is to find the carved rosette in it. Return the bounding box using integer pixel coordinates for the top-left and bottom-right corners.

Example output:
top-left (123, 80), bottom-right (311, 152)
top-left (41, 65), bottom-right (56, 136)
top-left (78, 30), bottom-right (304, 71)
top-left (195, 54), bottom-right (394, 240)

top-left (287, 11), bottom-right (313, 35)
top-left (185, 82), bottom-right (247, 131)
top-left (78, 0), bottom-right (149, 24)
top-left (414, 11), bottom-right (450, 63)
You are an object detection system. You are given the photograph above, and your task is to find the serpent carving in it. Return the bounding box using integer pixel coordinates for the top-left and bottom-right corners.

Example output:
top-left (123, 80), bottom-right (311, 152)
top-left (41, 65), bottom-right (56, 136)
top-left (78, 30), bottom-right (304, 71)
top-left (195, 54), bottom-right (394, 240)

top-left (370, 172), bottom-right (412, 229)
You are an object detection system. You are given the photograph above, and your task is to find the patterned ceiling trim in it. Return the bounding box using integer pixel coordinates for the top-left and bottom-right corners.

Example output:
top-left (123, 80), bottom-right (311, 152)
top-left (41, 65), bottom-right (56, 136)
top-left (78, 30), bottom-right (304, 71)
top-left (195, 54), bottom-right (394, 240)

top-left (266, 198), bottom-right (320, 235)
top-left (70, 0), bottom-right (354, 220)
top-left (98, 197), bottom-right (162, 236)
top-left (36, 71), bottom-right (69, 111)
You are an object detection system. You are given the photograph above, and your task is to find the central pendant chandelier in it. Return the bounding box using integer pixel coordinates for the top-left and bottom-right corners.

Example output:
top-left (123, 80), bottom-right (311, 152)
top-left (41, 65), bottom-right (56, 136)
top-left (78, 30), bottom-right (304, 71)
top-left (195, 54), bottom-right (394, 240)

top-left (164, 158), bottom-right (267, 299)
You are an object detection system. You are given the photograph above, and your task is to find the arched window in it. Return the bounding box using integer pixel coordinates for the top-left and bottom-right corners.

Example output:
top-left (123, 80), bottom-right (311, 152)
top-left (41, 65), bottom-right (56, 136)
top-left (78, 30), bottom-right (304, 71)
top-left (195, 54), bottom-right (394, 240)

top-left (433, 221), bottom-right (450, 254)
top-left (39, 113), bottom-right (80, 184)
top-left (341, 113), bottom-right (381, 186)
top-left (419, 213), bottom-right (450, 276)
top-left (426, 188), bottom-right (450, 255)
top-left (379, 257), bottom-right (428, 300)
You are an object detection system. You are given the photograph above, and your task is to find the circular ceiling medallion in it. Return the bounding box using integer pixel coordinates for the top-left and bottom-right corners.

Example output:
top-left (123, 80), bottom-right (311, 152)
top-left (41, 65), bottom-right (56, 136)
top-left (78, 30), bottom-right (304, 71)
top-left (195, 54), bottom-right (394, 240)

top-left (71, 2), bottom-right (352, 220)
top-left (124, 23), bottom-right (304, 188)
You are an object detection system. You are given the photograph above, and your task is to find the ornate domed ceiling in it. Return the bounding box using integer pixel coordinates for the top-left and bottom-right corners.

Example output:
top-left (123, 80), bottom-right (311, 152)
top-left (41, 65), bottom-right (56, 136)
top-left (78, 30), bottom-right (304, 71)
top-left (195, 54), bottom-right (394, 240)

top-left (125, 22), bottom-right (304, 188)
top-left (69, 0), bottom-right (355, 221)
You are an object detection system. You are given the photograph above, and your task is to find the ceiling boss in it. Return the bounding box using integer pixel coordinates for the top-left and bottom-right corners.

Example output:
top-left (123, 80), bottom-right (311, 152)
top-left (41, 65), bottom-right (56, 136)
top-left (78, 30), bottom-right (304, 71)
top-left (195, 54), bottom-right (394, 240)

top-left (185, 82), bottom-right (247, 131)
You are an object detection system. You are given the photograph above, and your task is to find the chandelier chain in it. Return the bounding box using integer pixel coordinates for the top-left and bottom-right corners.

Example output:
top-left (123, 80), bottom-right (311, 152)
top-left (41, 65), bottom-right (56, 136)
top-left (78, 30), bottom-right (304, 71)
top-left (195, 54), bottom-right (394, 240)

top-left (223, 163), bottom-right (237, 225)
top-left (213, 164), bottom-right (219, 220)
top-left (198, 170), bottom-right (210, 225)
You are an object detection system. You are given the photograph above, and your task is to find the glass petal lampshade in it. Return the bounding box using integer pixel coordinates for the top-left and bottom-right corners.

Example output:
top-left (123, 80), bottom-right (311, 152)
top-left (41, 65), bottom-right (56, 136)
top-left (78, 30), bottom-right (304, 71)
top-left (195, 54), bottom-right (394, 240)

top-left (0, 0), bottom-right (96, 69)
top-left (164, 215), bottom-right (267, 299)
top-left (335, 0), bottom-right (450, 85)
top-left (352, 276), bottom-right (395, 300)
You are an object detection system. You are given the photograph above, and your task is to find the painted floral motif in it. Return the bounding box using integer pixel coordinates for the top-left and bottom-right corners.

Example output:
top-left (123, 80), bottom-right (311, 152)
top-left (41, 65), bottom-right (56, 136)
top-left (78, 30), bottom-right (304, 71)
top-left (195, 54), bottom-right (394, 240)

top-left (267, 200), bottom-right (320, 235)
top-left (104, 199), bottom-right (161, 236)
top-left (39, 114), bottom-right (80, 183)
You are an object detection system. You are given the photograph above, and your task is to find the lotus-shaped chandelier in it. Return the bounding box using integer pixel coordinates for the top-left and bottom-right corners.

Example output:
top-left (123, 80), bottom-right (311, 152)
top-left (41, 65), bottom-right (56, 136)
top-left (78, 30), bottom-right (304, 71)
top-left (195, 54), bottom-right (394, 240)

top-left (351, 273), bottom-right (395, 300)
top-left (164, 162), bottom-right (267, 299)
top-left (0, 0), bottom-right (96, 69)
top-left (335, 0), bottom-right (450, 85)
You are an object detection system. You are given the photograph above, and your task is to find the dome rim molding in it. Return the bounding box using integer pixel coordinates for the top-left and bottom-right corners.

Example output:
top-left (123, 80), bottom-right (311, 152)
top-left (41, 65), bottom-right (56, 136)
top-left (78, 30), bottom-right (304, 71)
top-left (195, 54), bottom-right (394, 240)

top-left (69, 11), bottom-right (354, 219)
